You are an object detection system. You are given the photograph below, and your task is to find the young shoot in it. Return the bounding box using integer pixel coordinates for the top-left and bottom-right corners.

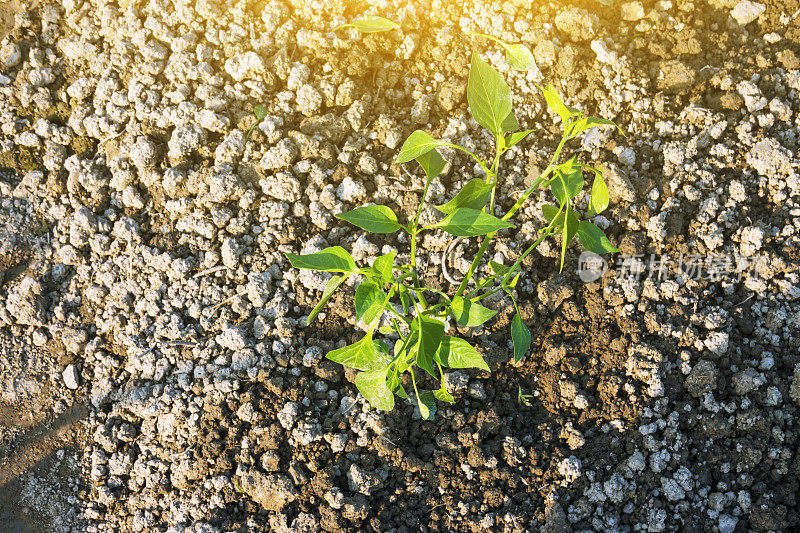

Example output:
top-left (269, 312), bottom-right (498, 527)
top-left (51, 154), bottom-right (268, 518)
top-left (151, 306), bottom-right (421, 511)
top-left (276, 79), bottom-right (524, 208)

top-left (286, 51), bottom-right (624, 419)
top-left (334, 16), bottom-right (399, 34)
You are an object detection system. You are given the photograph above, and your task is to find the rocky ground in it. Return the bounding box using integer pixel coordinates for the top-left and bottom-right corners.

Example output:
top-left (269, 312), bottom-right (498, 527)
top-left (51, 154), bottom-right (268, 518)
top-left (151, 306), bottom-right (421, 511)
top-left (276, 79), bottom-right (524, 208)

top-left (1, 0), bottom-right (799, 531)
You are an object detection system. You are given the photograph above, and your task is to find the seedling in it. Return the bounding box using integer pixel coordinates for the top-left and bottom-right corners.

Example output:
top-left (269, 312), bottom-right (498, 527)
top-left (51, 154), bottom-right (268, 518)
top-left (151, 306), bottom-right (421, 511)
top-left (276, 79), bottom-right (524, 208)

top-left (334, 16), bottom-right (399, 34)
top-left (245, 104), bottom-right (267, 143)
top-left (517, 385), bottom-right (533, 406)
top-left (467, 31), bottom-right (537, 71)
top-left (287, 52), bottom-right (623, 419)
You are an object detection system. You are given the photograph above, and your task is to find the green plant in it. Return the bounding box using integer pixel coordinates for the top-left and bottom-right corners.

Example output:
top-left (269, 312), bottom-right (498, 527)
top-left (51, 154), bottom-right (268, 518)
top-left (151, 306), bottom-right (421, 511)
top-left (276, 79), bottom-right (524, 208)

top-left (466, 31), bottom-right (536, 71)
top-left (334, 16), bottom-right (399, 34)
top-left (286, 52), bottom-right (623, 419)
top-left (245, 105), bottom-right (267, 143)
top-left (517, 385), bottom-right (533, 406)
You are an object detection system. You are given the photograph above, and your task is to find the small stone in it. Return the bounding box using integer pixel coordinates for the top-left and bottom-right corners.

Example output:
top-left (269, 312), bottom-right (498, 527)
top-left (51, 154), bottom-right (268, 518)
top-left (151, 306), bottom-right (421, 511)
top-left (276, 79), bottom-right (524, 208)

top-left (627, 451), bottom-right (646, 472)
top-left (225, 51), bottom-right (265, 82)
top-left (685, 360), bottom-right (718, 397)
top-left (718, 514), bottom-right (738, 533)
top-left (296, 84), bottom-right (323, 116)
top-left (618, 147), bottom-right (636, 166)
top-left (336, 176), bottom-right (366, 203)
top-left (278, 402), bottom-right (301, 430)
top-left (444, 371), bottom-right (469, 393)
top-left (657, 60), bottom-right (696, 93)
top-left (661, 477), bottom-right (685, 501)
top-left (620, 1), bottom-right (646, 21)
top-left (467, 382), bottom-right (487, 400)
top-left (558, 455), bottom-right (582, 483)
top-left (555, 8), bottom-right (599, 41)
top-left (730, 0), bottom-right (765, 25)
top-left (131, 136), bottom-right (159, 170)
top-left (62, 364), bottom-right (80, 389)
top-left (1, 43), bottom-right (22, 68)
top-left (238, 470), bottom-right (298, 511)
top-left (583, 123), bottom-right (613, 149)
top-left (746, 139), bottom-right (792, 177)
top-left (790, 364), bottom-right (800, 404)
top-left (732, 368), bottom-right (766, 395)
top-left (347, 464), bottom-right (383, 495)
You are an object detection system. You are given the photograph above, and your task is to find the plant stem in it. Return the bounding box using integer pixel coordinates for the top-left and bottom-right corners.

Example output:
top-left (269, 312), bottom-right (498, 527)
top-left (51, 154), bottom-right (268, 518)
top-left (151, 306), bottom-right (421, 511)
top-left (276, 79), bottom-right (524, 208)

top-left (501, 135), bottom-right (567, 222)
top-left (487, 134), bottom-right (504, 215)
top-left (439, 143), bottom-right (486, 172)
top-left (410, 173), bottom-right (434, 309)
top-left (454, 133), bottom-right (568, 300)
top-left (410, 366), bottom-right (421, 399)
top-left (454, 232), bottom-right (494, 298)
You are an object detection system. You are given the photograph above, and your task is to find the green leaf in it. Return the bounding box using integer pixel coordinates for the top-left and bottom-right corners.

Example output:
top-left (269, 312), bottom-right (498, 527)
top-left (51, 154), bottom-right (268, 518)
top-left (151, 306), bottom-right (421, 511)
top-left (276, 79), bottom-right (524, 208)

top-left (327, 332), bottom-right (387, 371)
top-left (417, 391), bottom-right (437, 420)
top-left (466, 32), bottom-right (538, 72)
top-left (502, 111), bottom-right (519, 134)
top-left (550, 166), bottom-right (584, 205)
top-left (398, 285), bottom-right (411, 314)
top-left (336, 205), bottom-right (402, 234)
top-left (435, 178), bottom-right (494, 214)
top-left (539, 84), bottom-right (580, 129)
top-left (542, 204), bottom-right (579, 272)
top-left (434, 336), bottom-right (490, 371)
top-left (370, 251), bottom-right (395, 284)
top-left (467, 53), bottom-right (512, 135)
top-left (394, 337), bottom-right (409, 358)
top-left (387, 370), bottom-right (408, 399)
top-left (504, 43), bottom-right (537, 71)
top-left (355, 368), bottom-right (395, 411)
top-left (489, 261), bottom-right (507, 275)
top-left (412, 316), bottom-right (445, 377)
top-left (450, 296), bottom-right (498, 327)
top-left (254, 104), bottom-right (268, 121)
top-left (395, 354), bottom-right (411, 374)
top-left (511, 314), bottom-right (531, 363)
top-left (435, 208), bottom-right (514, 237)
top-left (374, 339), bottom-right (390, 356)
top-left (433, 386), bottom-right (454, 404)
top-left (577, 221), bottom-right (620, 254)
top-left (286, 246), bottom-right (357, 272)
top-left (335, 16), bottom-right (399, 34)
top-left (489, 260), bottom-right (516, 277)
top-left (307, 275), bottom-right (345, 324)
top-left (541, 204), bottom-right (560, 223)
top-left (396, 130), bottom-right (445, 163)
top-left (354, 281), bottom-right (388, 324)
top-left (416, 148), bottom-right (446, 181)
top-left (587, 167), bottom-right (609, 216)
top-left (505, 129), bottom-right (534, 148)
top-left (569, 116), bottom-right (625, 138)
top-left (542, 204), bottom-right (579, 239)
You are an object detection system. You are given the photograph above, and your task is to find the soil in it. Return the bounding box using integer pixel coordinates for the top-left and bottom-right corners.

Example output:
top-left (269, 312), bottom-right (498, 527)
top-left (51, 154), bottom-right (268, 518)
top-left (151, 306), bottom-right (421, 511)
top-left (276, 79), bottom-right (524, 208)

top-left (1, 0), bottom-right (800, 531)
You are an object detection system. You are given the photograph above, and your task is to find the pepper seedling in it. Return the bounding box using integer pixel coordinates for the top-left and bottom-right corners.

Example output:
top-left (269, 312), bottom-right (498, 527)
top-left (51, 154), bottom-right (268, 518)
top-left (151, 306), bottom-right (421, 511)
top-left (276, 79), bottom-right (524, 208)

top-left (287, 52), bottom-right (623, 418)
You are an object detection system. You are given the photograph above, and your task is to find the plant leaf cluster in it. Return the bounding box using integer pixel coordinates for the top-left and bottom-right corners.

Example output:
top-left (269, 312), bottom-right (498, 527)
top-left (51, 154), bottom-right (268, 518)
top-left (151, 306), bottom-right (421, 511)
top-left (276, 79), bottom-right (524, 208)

top-left (286, 37), bottom-right (624, 418)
